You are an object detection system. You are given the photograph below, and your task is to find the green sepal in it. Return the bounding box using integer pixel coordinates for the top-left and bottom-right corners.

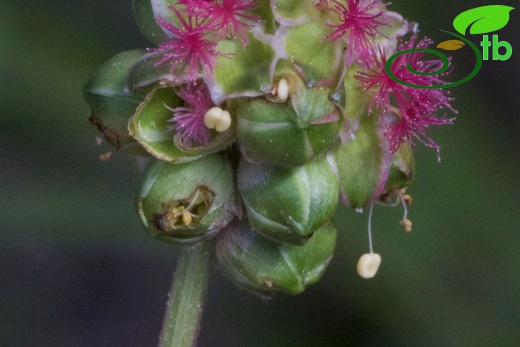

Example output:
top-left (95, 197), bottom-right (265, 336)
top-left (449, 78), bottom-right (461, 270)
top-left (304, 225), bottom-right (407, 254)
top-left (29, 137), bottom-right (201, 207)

top-left (209, 33), bottom-right (277, 102)
top-left (373, 11), bottom-right (409, 47)
top-left (132, 0), bottom-right (183, 44)
top-left (283, 20), bottom-right (342, 84)
top-left (250, 0), bottom-right (277, 35)
top-left (237, 71), bottom-right (340, 167)
top-left (343, 64), bottom-right (369, 123)
top-left (133, 0), bottom-right (169, 44)
top-left (217, 221), bottom-right (337, 295)
top-left (237, 156), bottom-right (339, 245)
top-left (128, 87), bottom-right (237, 163)
top-left (332, 113), bottom-right (391, 208)
top-left (384, 142), bottom-right (415, 191)
top-left (127, 52), bottom-right (192, 99)
top-left (271, 0), bottom-right (319, 26)
top-left (136, 154), bottom-right (236, 244)
top-left (83, 49), bottom-right (148, 155)
top-left (374, 11), bottom-right (410, 45)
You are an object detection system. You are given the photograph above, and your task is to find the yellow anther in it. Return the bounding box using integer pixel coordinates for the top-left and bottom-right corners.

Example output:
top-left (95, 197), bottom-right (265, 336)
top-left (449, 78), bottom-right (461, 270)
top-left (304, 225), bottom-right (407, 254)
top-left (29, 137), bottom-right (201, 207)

top-left (182, 211), bottom-right (192, 226)
top-left (401, 218), bottom-right (412, 232)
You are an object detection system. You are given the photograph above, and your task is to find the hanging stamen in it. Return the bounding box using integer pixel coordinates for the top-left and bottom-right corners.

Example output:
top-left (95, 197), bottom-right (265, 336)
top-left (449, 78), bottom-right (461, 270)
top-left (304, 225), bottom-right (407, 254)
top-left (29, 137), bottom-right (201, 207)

top-left (398, 190), bottom-right (412, 232)
top-left (377, 189), bottom-right (413, 232)
top-left (357, 203), bottom-right (382, 279)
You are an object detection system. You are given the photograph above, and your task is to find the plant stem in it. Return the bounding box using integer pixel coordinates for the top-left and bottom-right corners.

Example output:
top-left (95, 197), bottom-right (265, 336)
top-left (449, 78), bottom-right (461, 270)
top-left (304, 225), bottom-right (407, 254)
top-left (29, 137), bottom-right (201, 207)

top-left (159, 240), bottom-right (214, 347)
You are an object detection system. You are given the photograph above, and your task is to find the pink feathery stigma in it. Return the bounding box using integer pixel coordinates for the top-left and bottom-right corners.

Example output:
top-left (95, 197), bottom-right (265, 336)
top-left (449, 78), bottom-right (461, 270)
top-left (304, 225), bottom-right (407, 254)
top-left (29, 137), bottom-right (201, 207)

top-left (356, 36), bottom-right (455, 158)
top-left (169, 82), bottom-right (214, 146)
top-left (326, 0), bottom-right (387, 68)
top-left (153, 5), bottom-right (221, 81)
top-left (179, 0), bottom-right (260, 47)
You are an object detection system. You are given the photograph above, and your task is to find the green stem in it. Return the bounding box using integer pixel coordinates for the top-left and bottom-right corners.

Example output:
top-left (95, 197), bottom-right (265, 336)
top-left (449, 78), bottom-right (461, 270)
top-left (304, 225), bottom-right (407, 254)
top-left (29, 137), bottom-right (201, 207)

top-left (158, 240), bottom-right (214, 347)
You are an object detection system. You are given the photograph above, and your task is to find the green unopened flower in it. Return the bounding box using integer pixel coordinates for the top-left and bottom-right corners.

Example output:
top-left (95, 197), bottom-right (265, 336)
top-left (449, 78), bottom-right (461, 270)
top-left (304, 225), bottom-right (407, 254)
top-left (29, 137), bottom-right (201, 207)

top-left (236, 69), bottom-right (341, 167)
top-left (217, 221), bottom-right (337, 295)
top-left (331, 113), bottom-right (391, 209)
top-left (237, 155), bottom-right (339, 245)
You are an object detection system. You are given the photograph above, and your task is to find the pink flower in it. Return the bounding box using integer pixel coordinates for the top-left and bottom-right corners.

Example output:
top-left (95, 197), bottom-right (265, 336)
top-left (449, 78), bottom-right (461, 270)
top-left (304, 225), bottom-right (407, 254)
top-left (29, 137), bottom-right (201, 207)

top-left (179, 0), bottom-right (260, 46)
top-left (153, 5), bottom-right (221, 81)
top-left (385, 106), bottom-right (454, 159)
top-left (325, 0), bottom-right (388, 68)
top-left (356, 36), bottom-right (455, 158)
top-left (169, 82), bottom-right (214, 146)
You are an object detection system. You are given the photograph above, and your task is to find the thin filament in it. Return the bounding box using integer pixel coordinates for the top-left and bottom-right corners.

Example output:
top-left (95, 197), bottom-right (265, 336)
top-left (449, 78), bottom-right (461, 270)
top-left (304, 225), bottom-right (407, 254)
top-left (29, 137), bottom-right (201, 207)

top-left (367, 203), bottom-right (375, 254)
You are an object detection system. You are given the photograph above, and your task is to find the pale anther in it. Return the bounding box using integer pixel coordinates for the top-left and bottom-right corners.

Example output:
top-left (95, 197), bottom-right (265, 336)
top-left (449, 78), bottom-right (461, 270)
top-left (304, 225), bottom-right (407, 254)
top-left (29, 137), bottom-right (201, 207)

top-left (275, 78), bottom-right (289, 103)
top-left (204, 107), bottom-right (232, 132)
top-left (357, 253), bottom-right (381, 279)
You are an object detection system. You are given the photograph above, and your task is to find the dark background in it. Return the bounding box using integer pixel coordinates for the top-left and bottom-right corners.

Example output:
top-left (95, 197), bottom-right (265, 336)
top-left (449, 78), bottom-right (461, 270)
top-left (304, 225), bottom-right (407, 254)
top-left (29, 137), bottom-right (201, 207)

top-left (1, 0), bottom-right (519, 346)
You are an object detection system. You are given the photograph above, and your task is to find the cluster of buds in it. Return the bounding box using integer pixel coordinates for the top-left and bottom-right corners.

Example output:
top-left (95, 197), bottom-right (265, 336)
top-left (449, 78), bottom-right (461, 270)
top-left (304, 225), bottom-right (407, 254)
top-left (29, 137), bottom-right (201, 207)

top-left (84, 0), bottom-right (454, 293)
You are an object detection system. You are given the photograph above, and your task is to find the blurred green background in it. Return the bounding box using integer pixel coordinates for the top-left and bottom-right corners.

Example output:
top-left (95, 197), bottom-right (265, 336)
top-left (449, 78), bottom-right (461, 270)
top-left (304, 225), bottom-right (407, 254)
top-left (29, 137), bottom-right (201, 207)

top-left (1, 0), bottom-right (519, 346)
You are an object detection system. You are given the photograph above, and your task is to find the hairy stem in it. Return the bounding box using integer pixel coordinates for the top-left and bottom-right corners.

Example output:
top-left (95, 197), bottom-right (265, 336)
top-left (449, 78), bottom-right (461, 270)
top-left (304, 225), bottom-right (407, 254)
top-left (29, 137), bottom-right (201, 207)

top-left (159, 240), bottom-right (214, 347)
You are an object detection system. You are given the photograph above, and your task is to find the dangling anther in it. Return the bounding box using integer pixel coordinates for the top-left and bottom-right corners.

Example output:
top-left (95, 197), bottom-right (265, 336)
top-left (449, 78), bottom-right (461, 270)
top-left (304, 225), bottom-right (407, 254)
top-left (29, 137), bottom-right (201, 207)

top-left (357, 203), bottom-right (382, 278)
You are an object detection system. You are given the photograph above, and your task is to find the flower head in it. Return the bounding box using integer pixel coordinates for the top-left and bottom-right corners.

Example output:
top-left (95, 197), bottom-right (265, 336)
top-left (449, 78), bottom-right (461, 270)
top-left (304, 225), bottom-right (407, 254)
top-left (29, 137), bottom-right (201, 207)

top-left (169, 82), bottom-right (214, 146)
top-left (179, 0), bottom-right (260, 47)
top-left (153, 5), bottom-right (221, 81)
top-left (357, 36), bottom-right (455, 158)
top-left (326, 0), bottom-right (388, 68)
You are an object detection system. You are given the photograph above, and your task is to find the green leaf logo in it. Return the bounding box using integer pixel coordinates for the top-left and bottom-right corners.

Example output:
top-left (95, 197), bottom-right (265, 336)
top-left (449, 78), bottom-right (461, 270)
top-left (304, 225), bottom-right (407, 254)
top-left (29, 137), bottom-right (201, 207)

top-left (453, 5), bottom-right (514, 35)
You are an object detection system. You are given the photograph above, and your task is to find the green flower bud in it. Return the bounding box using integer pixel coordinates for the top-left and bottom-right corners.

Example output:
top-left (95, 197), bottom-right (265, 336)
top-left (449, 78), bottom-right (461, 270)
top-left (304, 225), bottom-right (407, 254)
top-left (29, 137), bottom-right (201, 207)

top-left (237, 70), bottom-right (340, 167)
top-left (135, 154), bottom-right (236, 244)
top-left (237, 156), bottom-right (339, 245)
top-left (83, 49), bottom-right (147, 155)
top-left (217, 222), bottom-right (337, 295)
top-left (331, 113), bottom-right (391, 209)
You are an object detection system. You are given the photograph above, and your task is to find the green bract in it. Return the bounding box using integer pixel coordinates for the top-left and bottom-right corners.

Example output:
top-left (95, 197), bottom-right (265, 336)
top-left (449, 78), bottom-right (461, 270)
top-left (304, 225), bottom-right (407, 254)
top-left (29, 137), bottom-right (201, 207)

top-left (217, 222), bottom-right (337, 295)
top-left (136, 154), bottom-right (236, 244)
